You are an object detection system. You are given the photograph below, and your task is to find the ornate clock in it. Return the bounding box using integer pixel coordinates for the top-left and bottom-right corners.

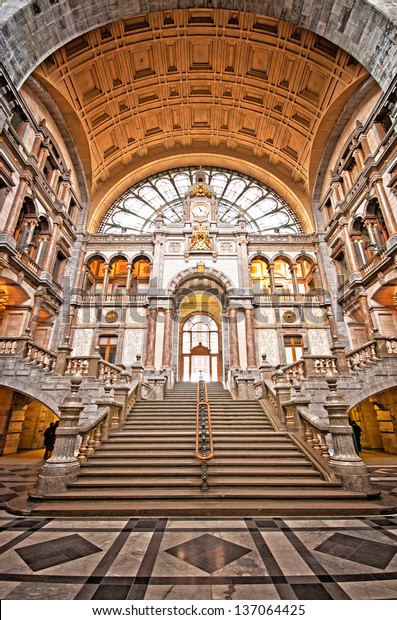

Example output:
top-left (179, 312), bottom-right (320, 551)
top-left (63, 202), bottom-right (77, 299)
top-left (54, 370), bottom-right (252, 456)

top-left (191, 200), bottom-right (210, 221)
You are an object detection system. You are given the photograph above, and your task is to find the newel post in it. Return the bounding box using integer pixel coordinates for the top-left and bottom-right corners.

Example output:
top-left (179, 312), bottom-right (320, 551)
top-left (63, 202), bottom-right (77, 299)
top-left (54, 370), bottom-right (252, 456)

top-left (35, 373), bottom-right (84, 495)
top-left (324, 372), bottom-right (376, 494)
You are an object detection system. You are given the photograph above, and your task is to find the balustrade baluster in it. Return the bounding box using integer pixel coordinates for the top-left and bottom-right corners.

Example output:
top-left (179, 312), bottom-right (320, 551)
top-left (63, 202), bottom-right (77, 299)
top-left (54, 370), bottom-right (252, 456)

top-left (78, 433), bottom-right (90, 464)
top-left (304, 421), bottom-right (314, 447)
top-left (93, 422), bottom-right (102, 449)
top-left (319, 432), bottom-right (330, 460)
top-left (86, 428), bottom-right (96, 457)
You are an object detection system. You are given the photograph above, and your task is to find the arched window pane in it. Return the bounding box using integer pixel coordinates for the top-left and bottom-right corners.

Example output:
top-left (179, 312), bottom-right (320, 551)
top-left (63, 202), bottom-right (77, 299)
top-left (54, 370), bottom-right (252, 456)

top-left (99, 167), bottom-right (303, 235)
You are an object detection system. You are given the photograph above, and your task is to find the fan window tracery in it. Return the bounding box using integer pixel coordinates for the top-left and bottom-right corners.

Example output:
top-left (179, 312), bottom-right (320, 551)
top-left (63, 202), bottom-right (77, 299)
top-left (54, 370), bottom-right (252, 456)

top-left (99, 167), bottom-right (302, 235)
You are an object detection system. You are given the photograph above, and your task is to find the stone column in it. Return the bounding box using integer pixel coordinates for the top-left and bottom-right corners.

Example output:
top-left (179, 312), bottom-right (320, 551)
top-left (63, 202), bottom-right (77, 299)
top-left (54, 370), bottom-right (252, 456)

top-left (126, 263), bottom-right (133, 293)
top-left (330, 172), bottom-right (344, 206)
top-left (102, 263), bottom-right (110, 296)
top-left (245, 308), bottom-right (257, 368)
top-left (145, 307), bottom-right (157, 368)
top-left (358, 293), bottom-right (375, 339)
top-left (35, 374), bottom-right (84, 495)
top-left (229, 308), bottom-right (240, 369)
top-left (324, 373), bottom-right (375, 494)
top-left (340, 221), bottom-right (359, 273)
top-left (239, 238), bottom-right (250, 288)
top-left (162, 308), bottom-right (173, 368)
top-left (38, 145), bottom-right (49, 171)
top-left (372, 176), bottom-right (397, 237)
top-left (268, 264), bottom-right (276, 293)
top-left (41, 220), bottom-right (61, 275)
top-left (3, 175), bottom-right (32, 235)
top-left (290, 264), bottom-right (299, 295)
top-left (352, 141), bottom-right (365, 169)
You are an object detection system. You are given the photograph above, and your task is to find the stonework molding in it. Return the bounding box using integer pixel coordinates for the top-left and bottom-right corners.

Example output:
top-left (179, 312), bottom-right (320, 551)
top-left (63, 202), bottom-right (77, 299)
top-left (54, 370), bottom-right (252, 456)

top-left (167, 266), bottom-right (234, 293)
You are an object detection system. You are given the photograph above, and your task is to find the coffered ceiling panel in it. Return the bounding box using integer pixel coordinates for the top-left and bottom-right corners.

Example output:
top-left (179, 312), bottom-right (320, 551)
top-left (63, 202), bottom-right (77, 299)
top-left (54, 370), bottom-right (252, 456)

top-left (34, 8), bottom-right (369, 206)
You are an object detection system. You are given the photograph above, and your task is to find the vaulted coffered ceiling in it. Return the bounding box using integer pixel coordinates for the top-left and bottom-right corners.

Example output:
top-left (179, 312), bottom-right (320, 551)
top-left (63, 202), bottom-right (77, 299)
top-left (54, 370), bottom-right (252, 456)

top-left (33, 8), bottom-right (370, 230)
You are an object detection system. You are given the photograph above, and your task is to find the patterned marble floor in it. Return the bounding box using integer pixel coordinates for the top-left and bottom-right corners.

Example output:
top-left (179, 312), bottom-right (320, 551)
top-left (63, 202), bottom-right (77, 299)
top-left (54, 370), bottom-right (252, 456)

top-left (0, 513), bottom-right (397, 600)
top-left (0, 451), bottom-right (396, 600)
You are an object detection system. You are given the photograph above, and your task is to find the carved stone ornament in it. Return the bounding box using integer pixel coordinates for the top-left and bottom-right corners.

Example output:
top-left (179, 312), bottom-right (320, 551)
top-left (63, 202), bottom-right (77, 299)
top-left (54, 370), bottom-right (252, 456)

top-left (283, 310), bottom-right (297, 323)
top-left (190, 224), bottom-right (212, 251)
top-left (219, 241), bottom-right (234, 254)
top-left (105, 310), bottom-right (118, 323)
top-left (168, 241), bottom-right (182, 254)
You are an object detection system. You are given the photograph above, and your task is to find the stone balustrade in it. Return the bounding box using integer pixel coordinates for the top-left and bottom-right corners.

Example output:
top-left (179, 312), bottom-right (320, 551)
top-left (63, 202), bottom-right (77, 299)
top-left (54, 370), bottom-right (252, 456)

top-left (359, 246), bottom-right (387, 277)
top-left (298, 415), bottom-right (330, 461)
top-left (65, 357), bottom-right (90, 375)
top-left (25, 342), bottom-right (57, 371)
top-left (253, 292), bottom-right (325, 304)
top-left (283, 361), bottom-right (306, 382)
top-left (82, 293), bottom-right (148, 304)
top-left (78, 406), bottom-right (111, 465)
top-left (0, 337), bottom-right (27, 356)
top-left (98, 360), bottom-right (124, 383)
top-left (347, 341), bottom-right (379, 370)
top-left (385, 338), bottom-right (397, 355)
top-left (15, 248), bottom-right (41, 275)
top-left (311, 356), bottom-right (338, 375)
top-left (0, 337), bottom-right (57, 371)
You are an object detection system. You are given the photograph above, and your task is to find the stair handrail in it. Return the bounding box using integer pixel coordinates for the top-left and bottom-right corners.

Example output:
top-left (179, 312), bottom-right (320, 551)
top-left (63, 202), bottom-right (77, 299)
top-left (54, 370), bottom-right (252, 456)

top-left (195, 378), bottom-right (214, 490)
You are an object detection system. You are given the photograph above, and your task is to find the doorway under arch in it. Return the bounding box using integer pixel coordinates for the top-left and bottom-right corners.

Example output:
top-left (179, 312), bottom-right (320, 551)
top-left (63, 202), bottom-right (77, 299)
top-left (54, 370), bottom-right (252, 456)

top-left (180, 314), bottom-right (221, 382)
top-left (177, 291), bottom-right (223, 382)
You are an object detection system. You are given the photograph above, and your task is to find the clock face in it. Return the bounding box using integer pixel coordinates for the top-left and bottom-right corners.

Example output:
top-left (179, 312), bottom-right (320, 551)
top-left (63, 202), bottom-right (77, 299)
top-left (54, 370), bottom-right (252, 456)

top-left (191, 201), bottom-right (210, 220)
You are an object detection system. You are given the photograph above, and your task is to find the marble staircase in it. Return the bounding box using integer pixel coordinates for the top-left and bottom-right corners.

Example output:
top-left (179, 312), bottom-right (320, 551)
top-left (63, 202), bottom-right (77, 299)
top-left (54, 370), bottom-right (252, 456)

top-left (30, 382), bottom-right (381, 516)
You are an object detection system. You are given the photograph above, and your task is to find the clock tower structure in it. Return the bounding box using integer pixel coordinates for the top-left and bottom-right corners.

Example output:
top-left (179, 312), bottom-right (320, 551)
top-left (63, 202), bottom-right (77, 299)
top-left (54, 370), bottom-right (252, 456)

top-left (185, 171), bottom-right (217, 224)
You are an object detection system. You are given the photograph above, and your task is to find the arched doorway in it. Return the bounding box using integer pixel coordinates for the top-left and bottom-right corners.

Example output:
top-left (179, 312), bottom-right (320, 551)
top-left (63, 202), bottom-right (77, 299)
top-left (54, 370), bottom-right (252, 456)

top-left (180, 314), bottom-right (221, 382)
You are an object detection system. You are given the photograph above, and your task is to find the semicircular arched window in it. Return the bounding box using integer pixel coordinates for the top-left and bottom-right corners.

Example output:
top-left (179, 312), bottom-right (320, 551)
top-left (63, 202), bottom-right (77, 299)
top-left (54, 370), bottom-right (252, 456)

top-left (99, 167), bottom-right (303, 235)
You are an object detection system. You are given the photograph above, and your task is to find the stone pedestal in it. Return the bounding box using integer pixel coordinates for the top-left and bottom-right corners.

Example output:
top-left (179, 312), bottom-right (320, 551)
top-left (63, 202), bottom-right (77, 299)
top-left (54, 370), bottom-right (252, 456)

top-left (145, 375), bottom-right (167, 400)
top-left (273, 370), bottom-right (291, 426)
top-left (130, 354), bottom-right (145, 384)
top-left (35, 374), bottom-right (84, 496)
top-left (330, 343), bottom-right (350, 375)
top-left (113, 371), bottom-right (130, 411)
top-left (324, 373), bottom-right (376, 494)
top-left (235, 373), bottom-right (256, 400)
top-left (54, 343), bottom-right (73, 375)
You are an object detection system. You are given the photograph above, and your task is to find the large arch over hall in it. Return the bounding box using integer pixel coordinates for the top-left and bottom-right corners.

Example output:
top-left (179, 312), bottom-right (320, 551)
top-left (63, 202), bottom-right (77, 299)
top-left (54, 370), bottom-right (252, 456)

top-left (1, 0), bottom-right (397, 91)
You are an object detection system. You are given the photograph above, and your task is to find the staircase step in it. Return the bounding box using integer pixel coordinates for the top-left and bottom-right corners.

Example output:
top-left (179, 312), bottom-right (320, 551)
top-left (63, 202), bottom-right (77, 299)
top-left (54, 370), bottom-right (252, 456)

top-left (31, 498), bottom-right (380, 517)
top-left (70, 477), bottom-right (331, 488)
top-left (79, 466), bottom-right (321, 477)
top-left (33, 487), bottom-right (369, 500)
top-left (88, 456), bottom-right (310, 466)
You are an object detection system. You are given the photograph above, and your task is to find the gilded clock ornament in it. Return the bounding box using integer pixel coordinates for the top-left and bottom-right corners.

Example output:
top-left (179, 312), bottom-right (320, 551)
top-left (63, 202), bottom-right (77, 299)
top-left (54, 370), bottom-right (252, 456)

top-left (105, 310), bottom-right (118, 323)
top-left (283, 310), bottom-right (297, 323)
top-left (190, 224), bottom-right (212, 251)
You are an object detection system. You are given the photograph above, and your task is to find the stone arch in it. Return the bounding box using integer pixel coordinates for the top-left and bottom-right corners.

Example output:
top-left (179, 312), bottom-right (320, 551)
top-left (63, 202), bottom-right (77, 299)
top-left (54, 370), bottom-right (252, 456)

top-left (108, 253), bottom-right (129, 265)
top-left (2, 2), bottom-right (397, 91)
top-left (0, 376), bottom-right (60, 416)
top-left (167, 266), bottom-right (234, 294)
top-left (130, 252), bottom-right (153, 266)
top-left (249, 253), bottom-right (271, 265)
top-left (272, 254), bottom-right (293, 266)
top-left (347, 377), bottom-right (397, 411)
top-left (85, 252), bottom-right (106, 265)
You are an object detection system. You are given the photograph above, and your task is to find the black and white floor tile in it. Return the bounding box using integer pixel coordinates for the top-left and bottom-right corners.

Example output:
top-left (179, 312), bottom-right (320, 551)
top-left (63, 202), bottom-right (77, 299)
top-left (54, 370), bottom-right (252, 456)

top-left (0, 513), bottom-right (397, 600)
top-left (0, 455), bottom-right (396, 600)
